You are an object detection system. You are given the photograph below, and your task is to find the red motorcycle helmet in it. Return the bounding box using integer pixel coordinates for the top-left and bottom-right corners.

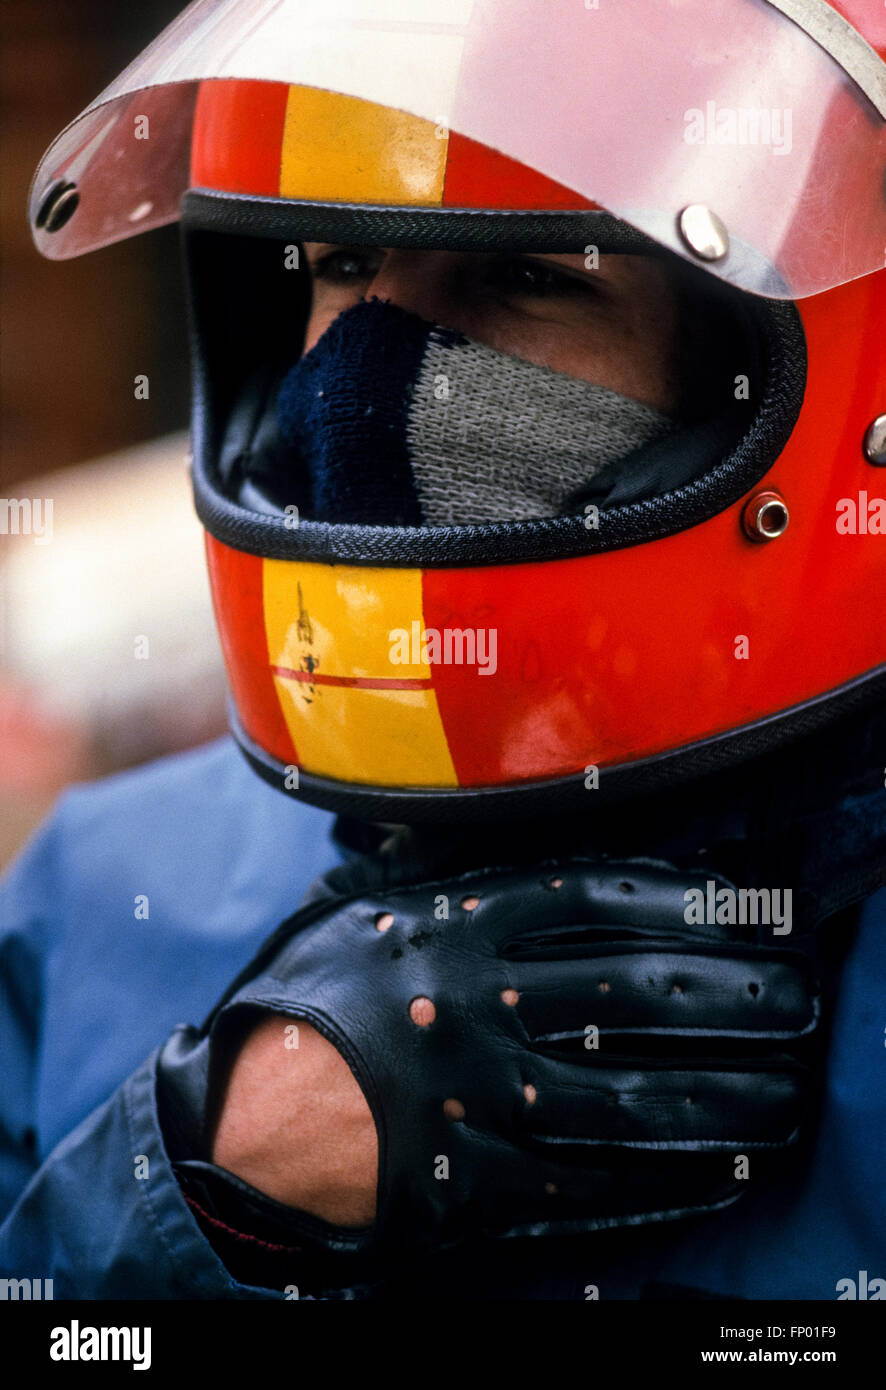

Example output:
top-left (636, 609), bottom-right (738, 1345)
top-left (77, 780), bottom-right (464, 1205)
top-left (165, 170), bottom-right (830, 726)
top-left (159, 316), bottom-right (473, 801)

top-left (30, 0), bottom-right (886, 821)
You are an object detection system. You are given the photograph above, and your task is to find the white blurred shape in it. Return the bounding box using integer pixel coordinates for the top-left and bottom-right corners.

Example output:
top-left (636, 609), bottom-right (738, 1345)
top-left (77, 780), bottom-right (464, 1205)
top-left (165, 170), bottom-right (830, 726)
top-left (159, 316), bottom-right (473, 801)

top-left (1, 432), bottom-right (228, 765)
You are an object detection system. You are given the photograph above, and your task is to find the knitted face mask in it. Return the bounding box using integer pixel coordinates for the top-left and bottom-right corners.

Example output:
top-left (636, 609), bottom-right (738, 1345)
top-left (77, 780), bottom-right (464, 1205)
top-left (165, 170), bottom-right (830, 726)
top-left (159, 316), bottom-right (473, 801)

top-left (275, 297), bottom-right (676, 526)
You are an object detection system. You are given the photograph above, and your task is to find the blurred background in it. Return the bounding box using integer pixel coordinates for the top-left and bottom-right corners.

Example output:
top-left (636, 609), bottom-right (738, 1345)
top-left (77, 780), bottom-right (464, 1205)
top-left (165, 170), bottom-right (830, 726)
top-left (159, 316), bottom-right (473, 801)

top-left (1, 1), bottom-right (228, 868)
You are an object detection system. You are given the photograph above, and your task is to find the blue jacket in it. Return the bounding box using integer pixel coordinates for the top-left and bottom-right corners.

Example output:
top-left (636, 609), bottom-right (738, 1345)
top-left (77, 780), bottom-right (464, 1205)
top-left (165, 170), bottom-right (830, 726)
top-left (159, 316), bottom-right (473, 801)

top-left (1, 737), bottom-right (884, 1299)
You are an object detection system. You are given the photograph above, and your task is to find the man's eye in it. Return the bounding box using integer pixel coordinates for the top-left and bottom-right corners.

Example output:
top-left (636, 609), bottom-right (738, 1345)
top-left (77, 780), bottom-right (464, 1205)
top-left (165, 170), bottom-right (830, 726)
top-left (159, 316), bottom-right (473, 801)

top-left (490, 257), bottom-right (593, 299)
top-left (310, 248), bottom-right (382, 282)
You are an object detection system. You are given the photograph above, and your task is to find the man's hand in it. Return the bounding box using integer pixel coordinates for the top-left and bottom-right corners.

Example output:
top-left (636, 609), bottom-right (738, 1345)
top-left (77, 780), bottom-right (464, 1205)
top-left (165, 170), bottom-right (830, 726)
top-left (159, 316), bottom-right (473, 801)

top-left (157, 855), bottom-right (818, 1264)
top-left (211, 1016), bottom-right (378, 1228)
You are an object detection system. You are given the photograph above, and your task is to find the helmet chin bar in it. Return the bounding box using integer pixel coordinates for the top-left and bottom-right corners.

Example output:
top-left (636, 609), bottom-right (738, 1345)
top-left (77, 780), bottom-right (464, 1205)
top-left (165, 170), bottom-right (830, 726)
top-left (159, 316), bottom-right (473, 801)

top-left (228, 669), bottom-right (886, 825)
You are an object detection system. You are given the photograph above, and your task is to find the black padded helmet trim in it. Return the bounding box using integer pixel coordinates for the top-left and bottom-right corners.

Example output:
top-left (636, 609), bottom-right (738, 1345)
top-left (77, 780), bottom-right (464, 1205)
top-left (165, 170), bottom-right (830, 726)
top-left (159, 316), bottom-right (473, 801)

top-left (182, 188), bottom-right (665, 255)
top-left (228, 663), bottom-right (886, 824)
top-left (185, 202), bottom-right (807, 567)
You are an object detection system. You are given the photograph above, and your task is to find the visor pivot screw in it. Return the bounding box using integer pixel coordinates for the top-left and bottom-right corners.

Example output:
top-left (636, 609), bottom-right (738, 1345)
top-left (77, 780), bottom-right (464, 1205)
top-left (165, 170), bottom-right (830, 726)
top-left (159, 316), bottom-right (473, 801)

top-left (742, 490), bottom-right (789, 543)
top-left (863, 414), bottom-right (886, 466)
top-left (35, 180), bottom-right (80, 234)
top-left (677, 205), bottom-right (729, 262)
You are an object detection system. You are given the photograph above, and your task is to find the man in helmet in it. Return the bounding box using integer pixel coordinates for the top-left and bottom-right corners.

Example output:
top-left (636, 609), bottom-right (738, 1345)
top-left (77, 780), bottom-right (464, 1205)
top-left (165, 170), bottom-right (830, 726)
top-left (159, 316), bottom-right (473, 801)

top-left (2, 0), bottom-right (885, 1301)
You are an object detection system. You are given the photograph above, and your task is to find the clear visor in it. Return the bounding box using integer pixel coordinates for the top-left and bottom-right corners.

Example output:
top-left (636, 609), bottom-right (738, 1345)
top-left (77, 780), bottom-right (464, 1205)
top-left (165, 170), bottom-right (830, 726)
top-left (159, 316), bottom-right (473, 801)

top-left (29, 0), bottom-right (886, 298)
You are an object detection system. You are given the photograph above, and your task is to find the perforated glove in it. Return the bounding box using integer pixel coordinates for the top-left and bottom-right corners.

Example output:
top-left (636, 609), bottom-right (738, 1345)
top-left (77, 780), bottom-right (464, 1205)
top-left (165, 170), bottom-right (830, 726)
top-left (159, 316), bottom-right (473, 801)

top-left (158, 854), bottom-right (819, 1275)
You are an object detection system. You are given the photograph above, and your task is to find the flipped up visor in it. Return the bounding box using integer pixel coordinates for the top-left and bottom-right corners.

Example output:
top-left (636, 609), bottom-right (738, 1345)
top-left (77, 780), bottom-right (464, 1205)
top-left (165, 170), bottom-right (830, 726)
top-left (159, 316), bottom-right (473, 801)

top-left (28, 0), bottom-right (886, 299)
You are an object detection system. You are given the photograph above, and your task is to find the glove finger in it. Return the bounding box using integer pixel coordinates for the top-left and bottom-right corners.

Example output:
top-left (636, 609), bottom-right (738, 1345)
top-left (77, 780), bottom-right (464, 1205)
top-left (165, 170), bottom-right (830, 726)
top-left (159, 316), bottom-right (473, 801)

top-left (506, 948), bottom-right (817, 1042)
top-left (442, 1134), bottom-right (743, 1238)
top-left (518, 1051), bottom-right (808, 1149)
top-left (369, 859), bottom-right (733, 954)
top-left (488, 1151), bottom-right (742, 1230)
top-left (495, 859), bottom-right (739, 942)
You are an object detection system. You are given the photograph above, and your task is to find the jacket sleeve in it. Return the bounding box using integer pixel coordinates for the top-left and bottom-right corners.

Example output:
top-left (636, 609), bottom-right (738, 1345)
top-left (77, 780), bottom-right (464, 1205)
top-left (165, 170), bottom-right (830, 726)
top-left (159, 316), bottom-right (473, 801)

top-left (0, 805), bottom-right (341, 1300)
top-left (0, 1045), bottom-right (303, 1298)
top-left (0, 808), bottom-right (54, 1221)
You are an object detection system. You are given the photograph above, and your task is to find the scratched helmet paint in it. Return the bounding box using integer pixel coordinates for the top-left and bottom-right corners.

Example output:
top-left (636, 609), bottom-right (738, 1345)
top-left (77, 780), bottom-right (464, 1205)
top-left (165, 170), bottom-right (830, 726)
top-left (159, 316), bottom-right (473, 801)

top-left (30, 0), bottom-right (886, 821)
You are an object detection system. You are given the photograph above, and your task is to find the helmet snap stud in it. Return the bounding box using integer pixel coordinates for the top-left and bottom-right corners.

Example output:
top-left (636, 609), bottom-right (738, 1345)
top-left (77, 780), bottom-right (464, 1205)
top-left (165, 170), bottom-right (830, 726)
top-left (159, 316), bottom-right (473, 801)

top-left (677, 205), bottom-right (729, 262)
top-left (863, 414), bottom-right (886, 466)
top-left (742, 491), bottom-right (789, 542)
top-left (35, 180), bottom-right (79, 234)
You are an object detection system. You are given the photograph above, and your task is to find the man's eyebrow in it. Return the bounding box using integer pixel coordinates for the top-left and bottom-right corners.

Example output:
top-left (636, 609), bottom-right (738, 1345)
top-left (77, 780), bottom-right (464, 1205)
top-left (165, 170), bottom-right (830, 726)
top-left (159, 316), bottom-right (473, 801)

top-left (525, 252), bottom-right (614, 284)
top-left (305, 241), bottom-right (373, 254)
top-left (302, 245), bottom-right (617, 288)
top-left (302, 242), bottom-right (355, 260)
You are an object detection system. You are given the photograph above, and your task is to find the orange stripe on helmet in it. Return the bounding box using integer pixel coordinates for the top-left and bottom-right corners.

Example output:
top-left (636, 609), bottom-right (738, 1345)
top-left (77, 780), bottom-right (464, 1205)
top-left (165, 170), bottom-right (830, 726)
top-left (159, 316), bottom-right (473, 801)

top-left (261, 558), bottom-right (458, 787)
top-left (280, 87), bottom-right (447, 205)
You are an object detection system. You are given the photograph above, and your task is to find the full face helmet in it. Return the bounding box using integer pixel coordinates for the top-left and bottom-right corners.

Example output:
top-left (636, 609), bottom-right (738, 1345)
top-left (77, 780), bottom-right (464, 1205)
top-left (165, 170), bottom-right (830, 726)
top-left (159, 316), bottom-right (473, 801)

top-left (30, 0), bottom-right (886, 824)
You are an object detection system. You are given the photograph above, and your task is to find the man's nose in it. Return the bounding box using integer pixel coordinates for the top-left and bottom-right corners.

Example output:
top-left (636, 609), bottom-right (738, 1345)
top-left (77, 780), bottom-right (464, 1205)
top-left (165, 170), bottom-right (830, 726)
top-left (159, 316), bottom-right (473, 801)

top-left (363, 250), bottom-right (459, 325)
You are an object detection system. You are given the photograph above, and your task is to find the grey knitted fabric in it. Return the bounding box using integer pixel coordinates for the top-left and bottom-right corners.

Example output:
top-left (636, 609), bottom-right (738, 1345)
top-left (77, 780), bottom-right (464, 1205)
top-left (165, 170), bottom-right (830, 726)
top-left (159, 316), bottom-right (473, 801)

top-left (406, 333), bottom-right (675, 525)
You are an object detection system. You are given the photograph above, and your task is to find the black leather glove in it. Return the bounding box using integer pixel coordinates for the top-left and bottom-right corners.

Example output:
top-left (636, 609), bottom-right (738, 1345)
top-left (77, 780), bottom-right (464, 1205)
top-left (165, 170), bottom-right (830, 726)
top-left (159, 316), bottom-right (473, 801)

top-left (158, 853), bottom-right (819, 1283)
